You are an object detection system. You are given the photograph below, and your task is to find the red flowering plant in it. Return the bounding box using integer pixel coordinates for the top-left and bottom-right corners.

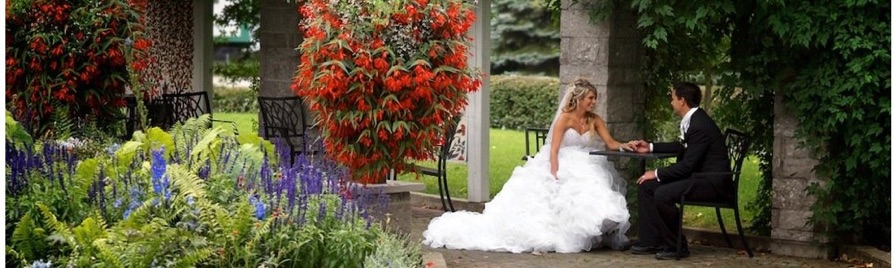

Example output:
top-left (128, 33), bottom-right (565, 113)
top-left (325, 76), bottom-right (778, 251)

top-left (293, 0), bottom-right (482, 184)
top-left (6, 0), bottom-right (152, 137)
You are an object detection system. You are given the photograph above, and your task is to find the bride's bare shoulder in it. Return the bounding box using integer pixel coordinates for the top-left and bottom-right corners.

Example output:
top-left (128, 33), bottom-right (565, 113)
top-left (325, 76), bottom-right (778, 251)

top-left (558, 113), bottom-right (574, 122)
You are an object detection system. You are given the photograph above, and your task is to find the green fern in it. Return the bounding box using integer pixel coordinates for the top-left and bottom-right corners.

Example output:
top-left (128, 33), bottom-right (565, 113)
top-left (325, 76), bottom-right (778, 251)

top-left (49, 100), bottom-right (74, 140)
top-left (10, 213), bottom-right (47, 261)
top-left (190, 126), bottom-right (225, 165)
top-left (6, 247), bottom-right (27, 267)
top-left (174, 247), bottom-right (214, 267)
top-left (37, 203), bottom-right (75, 245)
top-left (92, 238), bottom-right (124, 268)
top-left (168, 164), bottom-right (207, 201)
top-left (244, 217), bottom-right (273, 262)
top-left (72, 216), bottom-right (107, 251)
top-left (171, 114), bottom-right (211, 137)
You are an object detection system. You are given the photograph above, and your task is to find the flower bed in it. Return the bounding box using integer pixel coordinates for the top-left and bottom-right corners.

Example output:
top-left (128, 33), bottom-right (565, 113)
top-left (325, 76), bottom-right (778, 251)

top-left (5, 115), bottom-right (421, 267)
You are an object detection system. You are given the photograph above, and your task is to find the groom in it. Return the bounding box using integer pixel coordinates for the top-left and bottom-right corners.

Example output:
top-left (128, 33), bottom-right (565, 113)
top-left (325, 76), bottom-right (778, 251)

top-left (626, 82), bottom-right (730, 260)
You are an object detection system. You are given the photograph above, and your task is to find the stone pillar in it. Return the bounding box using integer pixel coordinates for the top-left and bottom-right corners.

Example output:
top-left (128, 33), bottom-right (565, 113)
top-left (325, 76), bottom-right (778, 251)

top-left (258, 1), bottom-right (301, 98)
top-left (771, 93), bottom-right (831, 258)
top-left (559, 1), bottom-right (642, 177)
top-left (258, 0), bottom-right (303, 136)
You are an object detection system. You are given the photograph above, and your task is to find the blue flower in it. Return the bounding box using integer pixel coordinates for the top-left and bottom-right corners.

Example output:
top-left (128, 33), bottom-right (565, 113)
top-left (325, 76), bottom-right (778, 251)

top-left (30, 259), bottom-right (52, 268)
top-left (123, 208), bottom-right (134, 219)
top-left (151, 147), bottom-right (171, 201)
top-left (186, 195), bottom-right (195, 206)
top-left (104, 143), bottom-right (121, 156)
top-left (124, 187), bottom-right (142, 219)
top-left (249, 195), bottom-right (266, 220)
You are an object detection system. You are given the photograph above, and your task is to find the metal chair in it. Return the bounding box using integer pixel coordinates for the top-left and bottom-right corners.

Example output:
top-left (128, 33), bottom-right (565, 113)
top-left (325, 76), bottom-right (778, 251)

top-left (117, 95), bottom-right (173, 139)
top-left (521, 127), bottom-right (549, 160)
top-left (162, 91), bottom-right (237, 131)
top-left (257, 96), bottom-right (317, 163)
top-left (412, 116), bottom-right (462, 212)
top-left (676, 129), bottom-right (754, 258)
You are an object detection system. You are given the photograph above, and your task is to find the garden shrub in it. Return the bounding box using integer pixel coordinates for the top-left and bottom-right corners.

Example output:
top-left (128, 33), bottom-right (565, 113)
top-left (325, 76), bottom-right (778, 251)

top-left (364, 231), bottom-right (423, 268)
top-left (212, 88), bottom-right (258, 113)
top-left (490, 75), bottom-right (560, 130)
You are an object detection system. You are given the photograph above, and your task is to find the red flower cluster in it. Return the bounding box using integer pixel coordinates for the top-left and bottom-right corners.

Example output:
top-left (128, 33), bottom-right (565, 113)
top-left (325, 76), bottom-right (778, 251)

top-left (6, 0), bottom-right (152, 136)
top-left (293, 0), bottom-right (482, 184)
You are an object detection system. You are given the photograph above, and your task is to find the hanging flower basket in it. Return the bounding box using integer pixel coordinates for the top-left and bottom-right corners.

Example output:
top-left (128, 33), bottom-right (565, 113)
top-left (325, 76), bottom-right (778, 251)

top-left (293, 0), bottom-right (482, 184)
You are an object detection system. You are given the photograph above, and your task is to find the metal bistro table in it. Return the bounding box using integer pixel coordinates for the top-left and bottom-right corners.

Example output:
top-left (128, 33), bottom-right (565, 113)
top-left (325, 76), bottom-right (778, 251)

top-left (589, 150), bottom-right (676, 176)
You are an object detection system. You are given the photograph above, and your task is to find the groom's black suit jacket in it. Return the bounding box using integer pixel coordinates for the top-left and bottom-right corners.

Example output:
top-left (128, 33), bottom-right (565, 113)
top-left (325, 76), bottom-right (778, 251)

top-left (652, 109), bottom-right (730, 193)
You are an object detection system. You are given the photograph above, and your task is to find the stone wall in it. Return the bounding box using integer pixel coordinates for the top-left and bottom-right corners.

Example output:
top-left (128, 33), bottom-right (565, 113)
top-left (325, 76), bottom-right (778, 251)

top-left (559, 0), bottom-right (643, 177)
top-left (771, 93), bottom-right (831, 258)
top-left (258, 0), bottom-right (302, 99)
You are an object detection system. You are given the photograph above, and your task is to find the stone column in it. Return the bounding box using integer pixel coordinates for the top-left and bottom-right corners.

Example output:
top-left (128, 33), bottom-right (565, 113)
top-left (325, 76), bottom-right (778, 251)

top-left (771, 93), bottom-right (831, 259)
top-left (258, 0), bottom-right (303, 136)
top-left (560, 1), bottom-right (642, 179)
top-left (258, 0), bottom-right (302, 98)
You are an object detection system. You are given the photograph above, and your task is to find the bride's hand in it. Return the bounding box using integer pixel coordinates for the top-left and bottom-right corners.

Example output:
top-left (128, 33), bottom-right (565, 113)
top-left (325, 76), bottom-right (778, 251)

top-left (551, 168), bottom-right (558, 180)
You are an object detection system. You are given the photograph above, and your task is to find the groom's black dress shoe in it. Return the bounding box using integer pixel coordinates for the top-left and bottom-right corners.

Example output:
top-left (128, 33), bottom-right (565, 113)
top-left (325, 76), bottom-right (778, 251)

top-left (655, 247), bottom-right (690, 260)
top-left (630, 245), bottom-right (662, 255)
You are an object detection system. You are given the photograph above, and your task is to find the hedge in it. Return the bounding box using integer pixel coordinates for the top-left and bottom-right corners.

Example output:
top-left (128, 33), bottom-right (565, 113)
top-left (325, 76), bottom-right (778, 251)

top-left (212, 88), bottom-right (258, 113)
top-left (489, 75), bottom-right (559, 130)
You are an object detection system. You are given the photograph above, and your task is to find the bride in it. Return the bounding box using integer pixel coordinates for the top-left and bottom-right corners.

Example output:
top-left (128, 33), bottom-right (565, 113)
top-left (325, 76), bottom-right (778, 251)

top-left (423, 78), bottom-right (632, 253)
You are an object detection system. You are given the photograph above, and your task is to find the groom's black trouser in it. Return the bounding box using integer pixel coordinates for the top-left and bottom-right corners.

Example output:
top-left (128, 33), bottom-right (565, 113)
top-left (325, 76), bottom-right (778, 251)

top-left (637, 178), bottom-right (723, 249)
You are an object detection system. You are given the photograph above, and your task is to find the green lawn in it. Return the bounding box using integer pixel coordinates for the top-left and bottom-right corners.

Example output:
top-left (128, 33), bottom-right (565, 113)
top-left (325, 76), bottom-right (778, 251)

top-left (216, 113), bottom-right (759, 232)
top-left (215, 112), bottom-right (258, 135)
top-left (396, 128), bottom-right (526, 199)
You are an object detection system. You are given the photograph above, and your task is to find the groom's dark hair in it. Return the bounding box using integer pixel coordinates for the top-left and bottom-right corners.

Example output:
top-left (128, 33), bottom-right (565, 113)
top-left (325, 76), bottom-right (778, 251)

top-left (673, 82), bottom-right (701, 108)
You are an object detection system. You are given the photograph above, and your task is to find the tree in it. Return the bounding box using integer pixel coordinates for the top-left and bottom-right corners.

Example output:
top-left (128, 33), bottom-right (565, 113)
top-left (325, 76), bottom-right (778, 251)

top-left (490, 0), bottom-right (560, 75)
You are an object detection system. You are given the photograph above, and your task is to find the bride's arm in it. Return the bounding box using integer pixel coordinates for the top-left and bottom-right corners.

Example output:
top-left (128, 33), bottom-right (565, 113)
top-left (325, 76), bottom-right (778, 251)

top-left (549, 115), bottom-right (569, 179)
top-left (594, 116), bottom-right (623, 150)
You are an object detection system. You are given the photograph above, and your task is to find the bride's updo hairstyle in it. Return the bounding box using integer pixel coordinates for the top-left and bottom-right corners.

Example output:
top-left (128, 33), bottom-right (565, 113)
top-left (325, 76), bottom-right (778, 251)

top-left (562, 79), bottom-right (598, 113)
top-left (561, 78), bottom-right (599, 137)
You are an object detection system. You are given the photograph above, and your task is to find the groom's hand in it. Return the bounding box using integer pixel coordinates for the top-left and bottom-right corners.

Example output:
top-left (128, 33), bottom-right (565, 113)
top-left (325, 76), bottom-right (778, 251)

top-left (637, 170), bottom-right (657, 184)
top-left (627, 140), bottom-right (650, 153)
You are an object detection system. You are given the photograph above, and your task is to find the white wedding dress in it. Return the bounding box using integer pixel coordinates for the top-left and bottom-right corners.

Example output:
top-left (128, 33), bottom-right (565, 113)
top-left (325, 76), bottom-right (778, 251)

top-left (423, 128), bottom-right (631, 253)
